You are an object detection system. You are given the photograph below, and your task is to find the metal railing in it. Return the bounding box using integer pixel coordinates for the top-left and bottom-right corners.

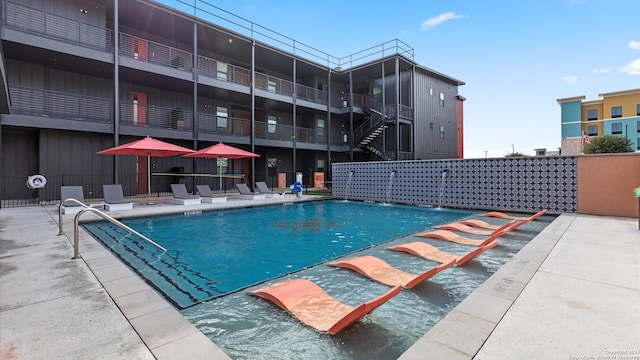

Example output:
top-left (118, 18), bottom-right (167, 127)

top-left (9, 86), bottom-right (112, 123)
top-left (119, 102), bottom-right (193, 131)
top-left (254, 72), bottom-right (293, 96)
top-left (254, 120), bottom-right (293, 141)
top-left (296, 84), bottom-right (326, 104)
top-left (120, 33), bottom-right (193, 71)
top-left (155, 0), bottom-right (414, 70)
top-left (197, 56), bottom-right (251, 85)
top-left (199, 114), bottom-right (250, 136)
top-left (58, 201), bottom-right (166, 259)
top-left (3, 1), bottom-right (112, 51)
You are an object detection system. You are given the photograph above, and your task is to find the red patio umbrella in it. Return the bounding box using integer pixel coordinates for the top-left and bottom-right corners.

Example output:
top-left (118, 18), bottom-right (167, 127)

top-left (98, 136), bottom-right (194, 203)
top-left (183, 142), bottom-right (260, 191)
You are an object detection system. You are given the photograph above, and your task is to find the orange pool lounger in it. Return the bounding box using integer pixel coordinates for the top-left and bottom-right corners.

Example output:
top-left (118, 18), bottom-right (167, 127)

top-left (330, 255), bottom-right (455, 289)
top-left (388, 241), bottom-right (498, 266)
top-left (480, 209), bottom-right (547, 221)
top-left (248, 279), bottom-right (401, 335)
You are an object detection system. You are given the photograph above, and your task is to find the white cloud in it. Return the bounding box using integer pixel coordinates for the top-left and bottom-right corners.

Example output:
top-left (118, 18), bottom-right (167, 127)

top-left (629, 40), bottom-right (640, 50)
top-left (592, 66), bottom-right (612, 74)
top-left (563, 75), bottom-right (579, 83)
top-left (419, 12), bottom-right (464, 31)
top-left (619, 58), bottom-right (640, 75)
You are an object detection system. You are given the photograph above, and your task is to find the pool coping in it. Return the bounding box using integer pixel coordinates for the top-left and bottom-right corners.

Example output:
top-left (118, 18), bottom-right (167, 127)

top-left (59, 199), bottom-right (565, 359)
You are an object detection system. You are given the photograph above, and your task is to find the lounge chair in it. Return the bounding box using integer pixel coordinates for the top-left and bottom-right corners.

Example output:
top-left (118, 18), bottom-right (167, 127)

top-left (330, 255), bottom-right (455, 289)
top-left (234, 183), bottom-right (266, 200)
top-left (102, 184), bottom-right (134, 211)
top-left (434, 222), bottom-right (494, 235)
top-left (60, 185), bottom-right (102, 214)
top-left (170, 184), bottom-right (201, 205)
top-left (480, 209), bottom-right (547, 221)
top-left (416, 218), bottom-right (531, 246)
top-left (248, 278), bottom-right (401, 335)
top-left (255, 181), bottom-right (284, 198)
top-left (388, 240), bottom-right (498, 266)
top-left (196, 184), bottom-right (227, 203)
top-left (458, 219), bottom-right (502, 230)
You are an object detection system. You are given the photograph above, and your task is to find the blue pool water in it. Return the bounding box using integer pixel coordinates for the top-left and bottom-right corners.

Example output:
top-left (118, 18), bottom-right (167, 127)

top-left (83, 200), bottom-right (474, 308)
top-left (83, 200), bottom-right (551, 359)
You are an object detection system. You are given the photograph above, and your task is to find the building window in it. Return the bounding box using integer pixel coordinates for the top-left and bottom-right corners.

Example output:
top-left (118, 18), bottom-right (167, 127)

top-left (216, 106), bottom-right (228, 128)
top-left (439, 93), bottom-right (445, 107)
top-left (317, 159), bottom-right (325, 169)
top-left (588, 125), bottom-right (598, 136)
top-left (637, 138), bottom-right (640, 150)
top-left (611, 122), bottom-right (622, 135)
top-left (267, 115), bottom-right (277, 134)
top-left (587, 109), bottom-right (597, 120)
top-left (317, 119), bottom-right (325, 136)
top-left (637, 120), bottom-right (640, 133)
top-left (439, 125), bottom-right (445, 139)
top-left (536, 149), bottom-right (546, 156)
top-left (637, 104), bottom-right (640, 116)
top-left (216, 62), bottom-right (228, 81)
top-left (268, 79), bottom-right (276, 93)
top-left (611, 106), bottom-right (622, 118)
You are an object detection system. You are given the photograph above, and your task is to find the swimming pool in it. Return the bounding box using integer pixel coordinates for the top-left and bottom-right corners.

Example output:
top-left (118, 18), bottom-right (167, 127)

top-left (83, 200), bottom-right (550, 359)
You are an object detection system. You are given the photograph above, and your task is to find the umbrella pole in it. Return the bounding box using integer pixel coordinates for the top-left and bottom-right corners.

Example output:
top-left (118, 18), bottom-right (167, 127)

top-left (147, 154), bottom-right (155, 205)
top-left (219, 161), bottom-right (222, 192)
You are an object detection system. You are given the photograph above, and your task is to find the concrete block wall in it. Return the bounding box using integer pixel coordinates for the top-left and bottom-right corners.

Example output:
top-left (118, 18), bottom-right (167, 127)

top-left (332, 156), bottom-right (578, 214)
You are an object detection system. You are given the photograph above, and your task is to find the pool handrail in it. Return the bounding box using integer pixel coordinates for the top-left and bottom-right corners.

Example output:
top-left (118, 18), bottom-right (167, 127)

top-left (67, 206), bottom-right (166, 259)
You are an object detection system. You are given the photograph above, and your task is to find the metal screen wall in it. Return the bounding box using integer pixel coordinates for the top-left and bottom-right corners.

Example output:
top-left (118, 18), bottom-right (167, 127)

top-left (332, 157), bottom-right (578, 214)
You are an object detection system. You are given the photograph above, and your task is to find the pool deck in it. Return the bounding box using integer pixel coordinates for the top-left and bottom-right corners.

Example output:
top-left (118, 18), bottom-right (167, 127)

top-left (1, 196), bottom-right (638, 359)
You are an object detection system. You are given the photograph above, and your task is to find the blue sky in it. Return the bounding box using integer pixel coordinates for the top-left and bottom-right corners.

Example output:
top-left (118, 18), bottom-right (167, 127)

top-left (163, 0), bottom-right (640, 158)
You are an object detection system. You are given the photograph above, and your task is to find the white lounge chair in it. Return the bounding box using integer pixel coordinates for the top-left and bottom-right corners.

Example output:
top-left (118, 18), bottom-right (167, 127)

top-left (196, 184), bottom-right (227, 203)
top-left (255, 181), bottom-right (284, 198)
top-left (170, 184), bottom-right (201, 205)
top-left (234, 183), bottom-right (266, 200)
top-left (103, 184), bottom-right (134, 211)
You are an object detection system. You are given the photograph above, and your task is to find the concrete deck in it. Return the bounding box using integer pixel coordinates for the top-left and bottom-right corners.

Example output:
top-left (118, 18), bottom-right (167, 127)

top-left (1, 198), bottom-right (638, 359)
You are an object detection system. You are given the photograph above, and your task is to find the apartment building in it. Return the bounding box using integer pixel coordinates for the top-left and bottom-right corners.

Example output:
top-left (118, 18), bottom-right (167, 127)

top-left (558, 88), bottom-right (640, 155)
top-left (0, 0), bottom-right (465, 203)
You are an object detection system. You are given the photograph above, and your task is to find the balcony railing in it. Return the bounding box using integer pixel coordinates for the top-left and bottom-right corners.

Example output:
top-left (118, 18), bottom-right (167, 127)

top-left (3, 1), bottom-right (111, 51)
top-left (120, 33), bottom-right (193, 71)
top-left (296, 84), bottom-right (326, 105)
top-left (120, 102), bottom-right (193, 131)
top-left (199, 114), bottom-right (250, 136)
top-left (197, 56), bottom-right (251, 86)
top-left (255, 120), bottom-right (292, 141)
top-left (9, 86), bottom-right (112, 123)
top-left (330, 93), bottom-right (367, 108)
top-left (295, 127), bottom-right (325, 144)
top-left (254, 73), bottom-right (293, 96)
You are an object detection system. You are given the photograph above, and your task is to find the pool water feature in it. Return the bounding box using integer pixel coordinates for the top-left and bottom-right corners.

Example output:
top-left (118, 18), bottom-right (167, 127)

top-left (83, 200), bottom-right (551, 359)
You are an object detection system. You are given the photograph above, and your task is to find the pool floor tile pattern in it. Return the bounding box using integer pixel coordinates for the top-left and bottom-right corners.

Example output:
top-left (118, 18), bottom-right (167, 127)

top-left (1, 199), bottom-right (638, 360)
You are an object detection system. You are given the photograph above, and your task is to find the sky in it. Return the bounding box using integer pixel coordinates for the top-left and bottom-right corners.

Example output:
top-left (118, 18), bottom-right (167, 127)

top-left (163, 0), bottom-right (640, 158)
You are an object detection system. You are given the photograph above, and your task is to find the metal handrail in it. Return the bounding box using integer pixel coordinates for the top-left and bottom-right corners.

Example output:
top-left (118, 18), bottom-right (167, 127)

top-left (58, 198), bottom-right (90, 235)
top-left (58, 199), bottom-right (166, 259)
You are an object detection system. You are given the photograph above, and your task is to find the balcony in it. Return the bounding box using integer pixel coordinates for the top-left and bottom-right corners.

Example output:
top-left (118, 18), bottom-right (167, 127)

top-left (120, 33), bottom-right (193, 71)
top-left (296, 84), bottom-right (326, 105)
top-left (199, 114), bottom-right (250, 137)
top-left (198, 56), bottom-right (250, 86)
top-left (254, 73), bottom-right (293, 96)
top-left (9, 86), bottom-right (112, 123)
top-left (120, 102), bottom-right (193, 131)
top-left (3, 1), bottom-right (112, 51)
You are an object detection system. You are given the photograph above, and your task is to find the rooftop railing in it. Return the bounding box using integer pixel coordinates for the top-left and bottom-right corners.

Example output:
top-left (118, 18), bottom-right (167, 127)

top-left (157, 0), bottom-right (414, 70)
